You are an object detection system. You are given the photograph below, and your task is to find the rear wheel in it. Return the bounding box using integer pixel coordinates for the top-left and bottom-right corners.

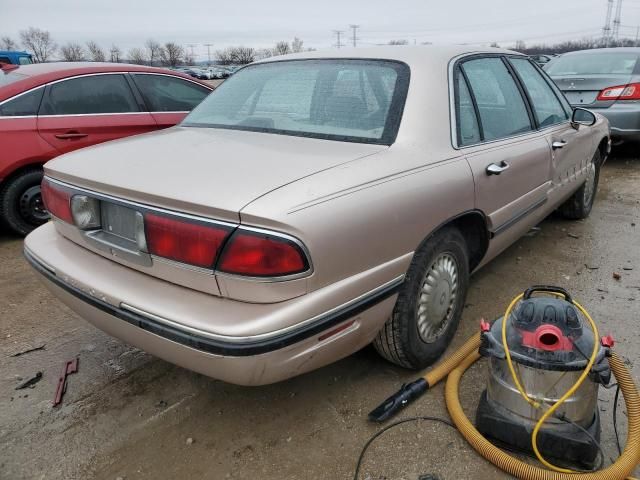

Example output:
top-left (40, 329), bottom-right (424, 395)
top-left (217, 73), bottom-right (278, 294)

top-left (560, 150), bottom-right (601, 220)
top-left (374, 227), bottom-right (470, 369)
top-left (0, 168), bottom-right (48, 236)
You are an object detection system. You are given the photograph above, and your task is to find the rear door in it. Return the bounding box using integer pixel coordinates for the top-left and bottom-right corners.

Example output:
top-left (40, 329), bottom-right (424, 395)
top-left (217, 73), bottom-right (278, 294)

top-left (456, 56), bottom-right (553, 236)
top-left (508, 57), bottom-right (591, 200)
top-left (37, 73), bottom-right (156, 155)
top-left (130, 73), bottom-right (211, 128)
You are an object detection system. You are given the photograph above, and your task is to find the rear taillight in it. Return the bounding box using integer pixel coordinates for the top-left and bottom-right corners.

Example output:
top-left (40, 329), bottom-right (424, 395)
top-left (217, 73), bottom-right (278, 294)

top-left (144, 213), bottom-right (232, 268)
top-left (217, 230), bottom-right (309, 277)
top-left (41, 178), bottom-right (73, 223)
top-left (597, 82), bottom-right (640, 101)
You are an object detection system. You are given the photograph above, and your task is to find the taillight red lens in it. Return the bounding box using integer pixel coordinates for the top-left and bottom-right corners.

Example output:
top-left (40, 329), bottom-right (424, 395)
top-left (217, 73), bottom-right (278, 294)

top-left (144, 213), bottom-right (232, 268)
top-left (597, 82), bottom-right (640, 101)
top-left (41, 178), bottom-right (73, 223)
top-left (217, 231), bottom-right (309, 277)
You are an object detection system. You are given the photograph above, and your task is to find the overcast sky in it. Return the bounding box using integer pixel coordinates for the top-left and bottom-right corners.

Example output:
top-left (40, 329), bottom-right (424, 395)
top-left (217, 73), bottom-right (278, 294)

top-left (5, 0), bottom-right (640, 59)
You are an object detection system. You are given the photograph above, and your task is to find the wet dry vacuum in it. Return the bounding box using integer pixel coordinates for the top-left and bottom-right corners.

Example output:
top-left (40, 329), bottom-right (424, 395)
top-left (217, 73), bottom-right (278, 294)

top-left (366, 286), bottom-right (640, 479)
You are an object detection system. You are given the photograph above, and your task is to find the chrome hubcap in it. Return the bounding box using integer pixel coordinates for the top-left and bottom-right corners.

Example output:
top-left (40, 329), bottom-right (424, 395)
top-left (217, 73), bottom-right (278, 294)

top-left (417, 253), bottom-right (459, 343)
top-left (583, 162), bottom-right (597, 206)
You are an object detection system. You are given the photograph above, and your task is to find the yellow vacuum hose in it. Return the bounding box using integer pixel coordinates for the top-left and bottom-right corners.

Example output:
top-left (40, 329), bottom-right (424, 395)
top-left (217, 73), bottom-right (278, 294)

top-left (434, 332), bottom-right (640, 480)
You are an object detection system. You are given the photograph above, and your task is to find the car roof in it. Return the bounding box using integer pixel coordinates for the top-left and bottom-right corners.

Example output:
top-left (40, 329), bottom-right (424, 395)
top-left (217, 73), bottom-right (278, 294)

top-left (559, 47), bottom-right (640, 56)
top-left (254, 44), bottom-right (523, 66)
top-left (0, 62), bottom-right (211, 101)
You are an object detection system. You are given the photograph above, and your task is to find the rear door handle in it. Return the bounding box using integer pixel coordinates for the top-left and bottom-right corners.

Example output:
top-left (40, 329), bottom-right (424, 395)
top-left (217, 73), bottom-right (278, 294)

top-left (486, 161), bottom-right (510, 175)
top-left (54, 132), bottom-right (88, 139)
top-left (552, 140), bottom-right (567, 149)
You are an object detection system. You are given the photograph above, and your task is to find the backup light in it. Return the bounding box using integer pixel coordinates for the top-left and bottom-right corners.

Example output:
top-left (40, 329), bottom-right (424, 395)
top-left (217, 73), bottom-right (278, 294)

top-left (71, 195), bottom-right (101, 230)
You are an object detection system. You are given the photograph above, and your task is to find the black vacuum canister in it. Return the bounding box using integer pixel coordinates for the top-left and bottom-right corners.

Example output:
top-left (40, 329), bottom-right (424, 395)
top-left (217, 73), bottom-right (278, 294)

top-left (476, 286), bottom-right (610, 469)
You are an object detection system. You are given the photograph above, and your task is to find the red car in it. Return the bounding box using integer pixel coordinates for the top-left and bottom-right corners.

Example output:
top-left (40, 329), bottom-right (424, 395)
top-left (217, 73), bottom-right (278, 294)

top-left (0, 62), bottom-right (212, 235)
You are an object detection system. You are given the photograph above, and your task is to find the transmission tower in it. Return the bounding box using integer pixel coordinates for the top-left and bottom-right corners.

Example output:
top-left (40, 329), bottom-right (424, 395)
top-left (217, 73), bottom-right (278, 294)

top-left (612, 0), bottom-right (623, 40)
top-left (603, 0), bottom-right (614, 45)
top-left (204, 43), bottom-right (213, 65)
top-left (333, 30), bottom-right (345, 48)
top-left (349, 24), bottom-right (360, 47)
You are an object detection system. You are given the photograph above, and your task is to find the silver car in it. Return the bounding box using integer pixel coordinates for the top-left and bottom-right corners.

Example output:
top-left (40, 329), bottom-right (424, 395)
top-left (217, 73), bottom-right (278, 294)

top-left (25, 46), bottom-right (610, 385)
top-left (545, 47), bottom-right (640, 143)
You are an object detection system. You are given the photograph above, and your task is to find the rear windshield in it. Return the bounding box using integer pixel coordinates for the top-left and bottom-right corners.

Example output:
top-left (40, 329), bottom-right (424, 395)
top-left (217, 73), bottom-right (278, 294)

top-left (546, 52), bottom-right (639, 76)
top-left (182, 59), bottom-right (410, 145)
top-left (0, 71), bottom-right (27, 87)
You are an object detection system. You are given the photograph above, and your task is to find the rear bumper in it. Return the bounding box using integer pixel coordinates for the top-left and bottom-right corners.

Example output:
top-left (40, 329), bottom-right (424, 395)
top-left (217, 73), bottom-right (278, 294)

top-left (588, 103), bottom-right (640, 142)
top-left (24, 223), bottom-right (402, 385)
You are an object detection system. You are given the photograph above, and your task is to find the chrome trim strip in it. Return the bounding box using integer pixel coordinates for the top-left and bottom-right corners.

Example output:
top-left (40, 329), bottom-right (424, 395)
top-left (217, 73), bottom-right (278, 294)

top-left (46, 176), bottom-right (239, 229)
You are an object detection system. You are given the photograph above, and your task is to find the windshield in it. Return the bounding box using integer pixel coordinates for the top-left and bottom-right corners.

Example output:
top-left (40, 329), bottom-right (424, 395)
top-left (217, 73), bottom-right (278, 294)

top-left (183, 59), bottom-right (410, 145)
top-left (546, 52), bottom-right (639, 76)
top-left (0, 71), bottom-right (27, 87)
top-left (18, 56), bottom-right (32, 65)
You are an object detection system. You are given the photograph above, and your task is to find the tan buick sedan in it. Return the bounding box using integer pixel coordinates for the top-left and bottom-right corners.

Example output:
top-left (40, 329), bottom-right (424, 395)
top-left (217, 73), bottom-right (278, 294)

top-left (25, 46), bottom-right (610, 385)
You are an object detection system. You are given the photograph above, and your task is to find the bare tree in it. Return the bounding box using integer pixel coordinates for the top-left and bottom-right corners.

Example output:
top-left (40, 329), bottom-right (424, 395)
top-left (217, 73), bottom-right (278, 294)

top-left (20, 27), bottom-right (57, 62)
top-left (254, 48), bottom-right (274, 61)
top-left (145, 39), bottom-right (162, 66)
top-left (291, 37), bottom-right (304, 53)
top-left (230, 46), bottom-right (255, 64)
top-left (60, 42), bottom-right (86, 61)
top-left (216, 48), bottom-right (233, 65)
top-left (1, 36), bottom-right (18, 51)
top-left (272, 41), bottom-right (291, 56)
top-left (110, 45), bottom-right (122, 63)
top-left (388, 39), bottom-right (409, 45)
top-left (128, 47), bottom-right (147, 65)
top-left (160, 42), bottom-right (184, 67)
top-left (86, 41), bottom-right (106, 62)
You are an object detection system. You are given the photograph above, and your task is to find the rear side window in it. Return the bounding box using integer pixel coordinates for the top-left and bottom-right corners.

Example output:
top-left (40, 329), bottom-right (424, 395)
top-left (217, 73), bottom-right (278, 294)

top-left (461, 57), bottom-right (532, 142)
top-left (509, 58), bottom-right (568, 127)
top-left (455, 72), bottom-right (481, 146)
top-left (42, 74), bottom-right (139, 115)
top-left (0, 88), bottom-right (44, 116)
top-left (132, 74), bottom-right (210, 112)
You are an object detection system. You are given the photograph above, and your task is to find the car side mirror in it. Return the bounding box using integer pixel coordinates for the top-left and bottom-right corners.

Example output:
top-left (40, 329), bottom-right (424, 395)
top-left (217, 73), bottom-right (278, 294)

top-left (571, 108), bottom-right (596, 128)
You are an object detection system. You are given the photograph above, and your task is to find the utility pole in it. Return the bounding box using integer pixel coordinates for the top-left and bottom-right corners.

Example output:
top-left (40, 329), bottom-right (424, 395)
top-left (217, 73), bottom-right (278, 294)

top-left (349, 24), bottom-right (360, 47)
top-left (603, 0), bottom-right (614, 46)
top-left (204, 43), bottom-right (213, 65)
top-left (333, 30), bottom-right (345, 49)
top-left (186, 44), bottom-right (197, 64)
top-left (612, 0), bottom-right (623, 41)
top-left (636, 25), bottom-right (640, 46)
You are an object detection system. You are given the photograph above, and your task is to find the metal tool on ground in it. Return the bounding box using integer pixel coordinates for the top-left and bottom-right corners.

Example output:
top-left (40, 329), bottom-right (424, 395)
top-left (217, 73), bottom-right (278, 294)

top-left (53, 358), bottom-right (78, 407)
top-left (367, 285), bottom-right (640, 480)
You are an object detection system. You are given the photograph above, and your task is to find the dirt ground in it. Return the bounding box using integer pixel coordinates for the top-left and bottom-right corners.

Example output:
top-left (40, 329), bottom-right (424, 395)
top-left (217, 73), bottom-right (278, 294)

top-left (1, 151), bottom-right (639, 480)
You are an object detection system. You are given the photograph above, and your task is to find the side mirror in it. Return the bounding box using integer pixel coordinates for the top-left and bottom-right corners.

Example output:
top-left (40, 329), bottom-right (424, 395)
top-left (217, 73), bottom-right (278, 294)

top-left (571, 107), bottom-right (597, 128)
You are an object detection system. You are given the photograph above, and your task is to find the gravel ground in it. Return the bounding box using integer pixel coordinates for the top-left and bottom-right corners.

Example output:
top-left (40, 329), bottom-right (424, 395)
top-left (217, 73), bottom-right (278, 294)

top-left (0, 150), bottom-right (638, 480)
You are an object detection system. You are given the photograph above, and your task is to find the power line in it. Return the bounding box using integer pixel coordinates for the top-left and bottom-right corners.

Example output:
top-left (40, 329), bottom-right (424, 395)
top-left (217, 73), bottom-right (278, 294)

top-left (333, 30), bottom-right (345, 48)
top-left (349, 24), bottom-right (360, 47)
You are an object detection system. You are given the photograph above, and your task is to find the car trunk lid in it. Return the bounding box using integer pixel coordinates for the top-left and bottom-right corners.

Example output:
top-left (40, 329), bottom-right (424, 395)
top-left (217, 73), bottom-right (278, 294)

top-left (45, 126), bottom-right (386, 222)
top-left (551, 73), bottom-right (636, 107)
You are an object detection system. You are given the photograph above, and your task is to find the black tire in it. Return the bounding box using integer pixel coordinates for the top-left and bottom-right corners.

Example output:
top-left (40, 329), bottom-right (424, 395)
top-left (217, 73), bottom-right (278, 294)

top-left (373, 227), bottom-right (470, 369)
top-left (0, 168), bottom-right (48, 236)
top-left (560, 150), bottom-right (601, 220)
